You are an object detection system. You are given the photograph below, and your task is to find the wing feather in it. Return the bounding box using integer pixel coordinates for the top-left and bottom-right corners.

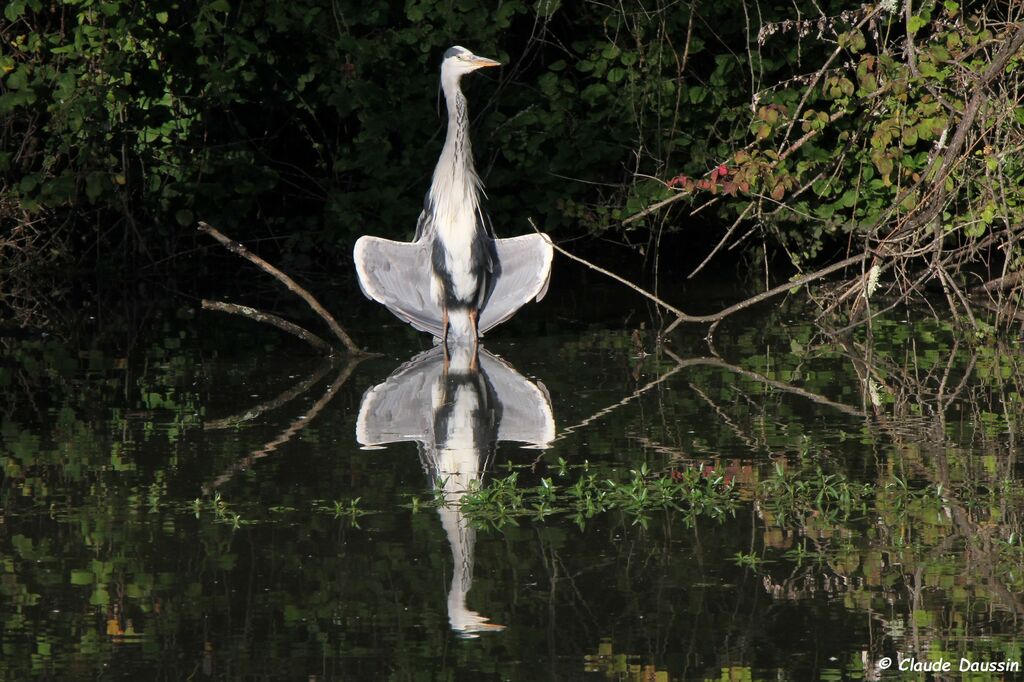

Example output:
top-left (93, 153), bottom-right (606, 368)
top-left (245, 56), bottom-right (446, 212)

top-left (355, 232), bottom-right (553, 339)
top-left (354, 236), bottom-right (444, 337)
top-left (479, 234), bottom-right (553, 335)
top-left (355, 348), bottom-right (441, 447)
top-left (479, 352), bottom-right (555, 446)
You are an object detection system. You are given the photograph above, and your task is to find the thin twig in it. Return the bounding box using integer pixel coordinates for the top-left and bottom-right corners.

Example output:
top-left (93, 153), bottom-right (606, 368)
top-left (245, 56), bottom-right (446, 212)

top-left (204, 359), bottom-right (335, 429)
top-left (687, 202), bottom-right (754, 279)
top-left (533, 219), bottom-right (869, 327)
top-left (529, 218), bottom-right (693, 320)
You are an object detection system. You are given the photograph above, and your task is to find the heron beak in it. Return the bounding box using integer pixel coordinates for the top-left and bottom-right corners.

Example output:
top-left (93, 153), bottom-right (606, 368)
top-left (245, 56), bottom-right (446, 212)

top-left (470, 56), bottom-right (501, 69)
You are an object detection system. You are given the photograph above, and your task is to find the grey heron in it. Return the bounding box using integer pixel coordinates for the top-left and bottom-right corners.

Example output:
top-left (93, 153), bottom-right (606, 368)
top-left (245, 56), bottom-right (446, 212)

top-left (354, 46), bottom-right (553, 355)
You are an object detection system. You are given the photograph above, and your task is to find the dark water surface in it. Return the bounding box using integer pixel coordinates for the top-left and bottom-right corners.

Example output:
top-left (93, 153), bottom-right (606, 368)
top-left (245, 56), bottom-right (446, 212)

top-left (3, 275), bottom-right (1024, 680)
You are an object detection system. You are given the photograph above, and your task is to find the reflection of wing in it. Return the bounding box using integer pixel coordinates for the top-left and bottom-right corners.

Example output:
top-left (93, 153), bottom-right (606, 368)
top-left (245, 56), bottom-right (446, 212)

top-left (355, 348), bottom-right (442, 447)
top-left (478, 353), bottom-right (555, 446)
top-left (356, 348), bottom-right (554, 448)
top-left (479, 234), bottom-right (553, 335)
top-left (354, 236), bottom-right (444, 337)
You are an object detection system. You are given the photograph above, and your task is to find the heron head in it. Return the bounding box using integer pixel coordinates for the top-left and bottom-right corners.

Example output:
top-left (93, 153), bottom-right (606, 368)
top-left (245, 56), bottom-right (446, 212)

top-left (440, 46), bottom-right (501, 79)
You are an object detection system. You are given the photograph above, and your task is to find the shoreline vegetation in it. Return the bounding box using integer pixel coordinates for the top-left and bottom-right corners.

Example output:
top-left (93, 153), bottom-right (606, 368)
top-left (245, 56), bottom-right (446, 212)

top-left (4, 1), bottom-right (1024, 334)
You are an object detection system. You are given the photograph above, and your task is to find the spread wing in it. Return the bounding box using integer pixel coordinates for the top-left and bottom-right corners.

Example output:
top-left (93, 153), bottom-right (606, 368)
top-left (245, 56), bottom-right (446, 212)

top-left (479, 234), bottom-right (553, 335)
top-left (355, 232), bottom-right (553, 339)
top-left (354, 236), bottom-right (444, 337)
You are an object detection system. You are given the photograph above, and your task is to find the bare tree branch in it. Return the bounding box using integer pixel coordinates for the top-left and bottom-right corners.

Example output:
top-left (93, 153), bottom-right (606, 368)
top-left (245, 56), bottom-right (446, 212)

top-left (198, 221), bottom-right (367, 355)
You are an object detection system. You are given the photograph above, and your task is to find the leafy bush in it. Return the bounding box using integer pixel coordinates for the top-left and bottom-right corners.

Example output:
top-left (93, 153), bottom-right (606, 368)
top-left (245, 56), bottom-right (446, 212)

top-left (3, 0), bottom-right (1023, 304)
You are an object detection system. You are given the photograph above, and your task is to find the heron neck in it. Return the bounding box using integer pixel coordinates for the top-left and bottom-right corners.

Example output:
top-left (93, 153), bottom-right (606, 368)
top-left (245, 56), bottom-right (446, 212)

top-left (428, 80), bottom-right (483, 219)
top-left (442, 86), bottom-right (471, 162)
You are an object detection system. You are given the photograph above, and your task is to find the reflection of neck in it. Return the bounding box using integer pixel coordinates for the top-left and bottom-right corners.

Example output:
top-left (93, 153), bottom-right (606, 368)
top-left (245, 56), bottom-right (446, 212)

top-left (431, 364), bottom-right (502, 635)
top-left (436, 488), bottom-right (502, 635)
top-left (437, 498), bottom-right (477, 631)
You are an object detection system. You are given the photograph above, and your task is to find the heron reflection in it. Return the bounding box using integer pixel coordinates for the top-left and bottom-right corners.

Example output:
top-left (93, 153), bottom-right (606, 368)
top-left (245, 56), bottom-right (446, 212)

top-left (357, 345), bottom-right (554, 637)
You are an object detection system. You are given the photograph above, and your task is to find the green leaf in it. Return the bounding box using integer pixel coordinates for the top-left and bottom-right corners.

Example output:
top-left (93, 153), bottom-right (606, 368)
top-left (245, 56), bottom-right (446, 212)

top-left (849, 31), bottom-right (866, 52)
top-left (85, 172), bottom-right (104, 202)
top-left (156, 11), bottom-right (169, 23)
top-left (71, 570), bottom-right (95, 585)
top-left (907, 15), bottom-right (927, 35)
top-left (90, 587), bottom-right (109, 606)
top-left (19, 173), bottom-right (39, 194)
top-left (581, 83), bottom-right (609, 104)
top-left (4, 0), bottom-right (26, 21)
top-left (538, 0), bottom-right (561, 17)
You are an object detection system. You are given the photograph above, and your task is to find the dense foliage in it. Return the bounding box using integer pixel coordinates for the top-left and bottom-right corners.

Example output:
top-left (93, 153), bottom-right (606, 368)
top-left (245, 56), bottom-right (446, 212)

top-left (2, 0), bottom-right (1024, 314)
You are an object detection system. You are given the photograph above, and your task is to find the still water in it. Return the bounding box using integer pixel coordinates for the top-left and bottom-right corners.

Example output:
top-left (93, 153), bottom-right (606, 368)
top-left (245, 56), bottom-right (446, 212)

top-left (2, 271), bottom-right (1024, 680)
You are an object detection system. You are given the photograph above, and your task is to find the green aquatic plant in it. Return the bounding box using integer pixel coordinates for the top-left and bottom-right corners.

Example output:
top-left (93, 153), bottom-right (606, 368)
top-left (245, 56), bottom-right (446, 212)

top-left (758, 463), bottom-right (873, 525)
top-left (330, 498), bottom-right (365, 527)
top-left (452, 463), bottom-right (738, 531)
top-left (732, 552), bottom-right (764, 569)
top-left (185, 493), bottom-right (248, 530)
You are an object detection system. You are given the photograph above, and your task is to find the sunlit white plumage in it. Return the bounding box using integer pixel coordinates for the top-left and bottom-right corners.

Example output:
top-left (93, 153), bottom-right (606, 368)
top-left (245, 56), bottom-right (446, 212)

top-left (354, 46), bottom-right (553, 347)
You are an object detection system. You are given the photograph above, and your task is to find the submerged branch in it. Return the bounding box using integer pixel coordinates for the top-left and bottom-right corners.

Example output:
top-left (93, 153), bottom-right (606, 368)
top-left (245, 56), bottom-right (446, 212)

top-left (201, 300), bottom-right (333, 354)
top-left (198, 221), bottom-right (366, 355)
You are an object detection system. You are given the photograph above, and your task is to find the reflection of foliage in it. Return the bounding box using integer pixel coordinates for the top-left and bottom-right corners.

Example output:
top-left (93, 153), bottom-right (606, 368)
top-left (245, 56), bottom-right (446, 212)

top-left (4, 305), bottom-right (1024, 679)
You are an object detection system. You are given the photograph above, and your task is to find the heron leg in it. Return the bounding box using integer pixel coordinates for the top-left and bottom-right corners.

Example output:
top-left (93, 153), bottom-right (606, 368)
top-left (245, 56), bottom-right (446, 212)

top-left (469, 308), bottom-right (479, 371)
